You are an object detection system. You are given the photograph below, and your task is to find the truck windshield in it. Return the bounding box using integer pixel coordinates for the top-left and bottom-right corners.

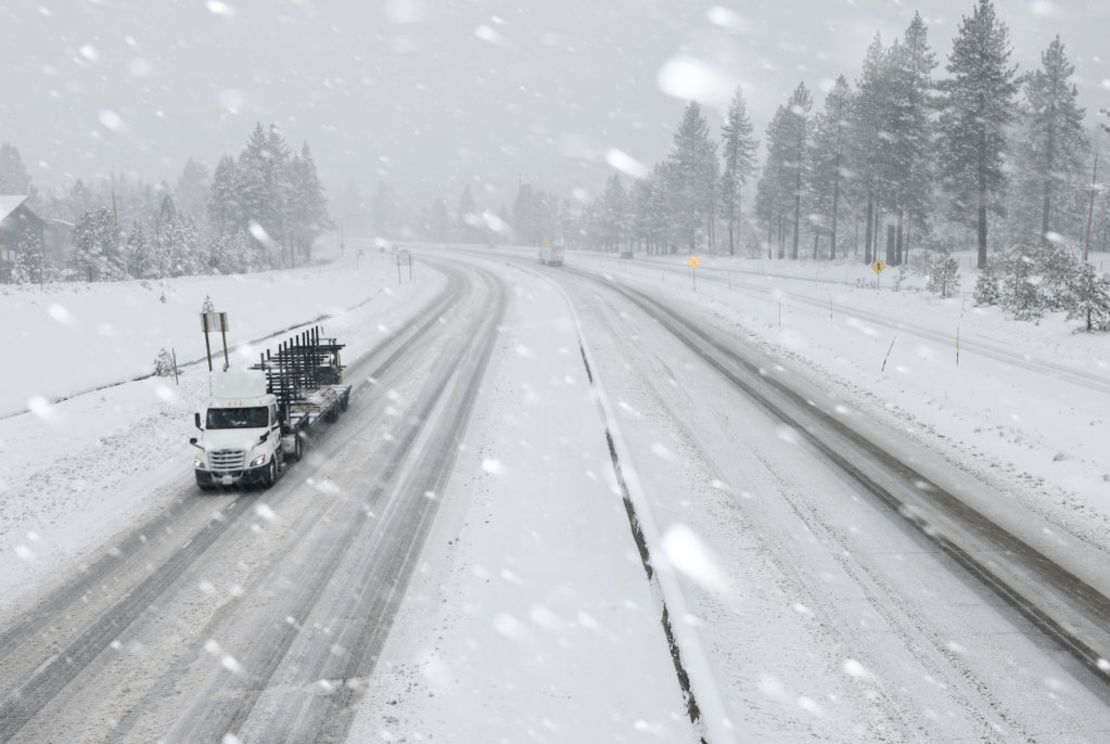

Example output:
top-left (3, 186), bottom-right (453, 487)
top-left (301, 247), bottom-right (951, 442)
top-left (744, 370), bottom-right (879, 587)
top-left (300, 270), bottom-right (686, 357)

top-left (206, 407), bottom-right (268, 429)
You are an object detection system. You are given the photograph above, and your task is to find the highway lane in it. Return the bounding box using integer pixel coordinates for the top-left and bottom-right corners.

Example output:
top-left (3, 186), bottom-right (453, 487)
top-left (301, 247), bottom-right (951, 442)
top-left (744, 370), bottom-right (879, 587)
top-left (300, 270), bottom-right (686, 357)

top-left (0, 259), bottom-right (503, 744)
top-left (525, 256), bottom-right (1110, 741)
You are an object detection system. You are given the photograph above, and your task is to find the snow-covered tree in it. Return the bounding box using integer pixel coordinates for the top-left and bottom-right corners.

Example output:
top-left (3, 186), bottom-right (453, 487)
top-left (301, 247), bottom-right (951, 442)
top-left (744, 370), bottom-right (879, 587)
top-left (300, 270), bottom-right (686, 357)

top-left (938, 0), bottom-right (1020, 269)
top-left (124, 221), bottom-right (150, 278)
top-left (664, 101), bottom-right (718, 253)
top-left (999, 244), bottom-right (1044, 320)
top-left (974, 262), bottom-right (1002, 306)
top-left (808, 76), bottom-right (854, 259)
top-left (153, 348), bottom-right (177, 377)
top-left (175, 158), bottom-right (210, 227)
top-left (208, 155), bottom-right (242, 237)
top-left (10, 225), bottom-right (44, 286)
top-left (0, 143), bottom-right (32, 195)
top-left (597, 174), bottom-right (628, 251)
top-left (926, 253), bottom-right (961, 297)
top-left (888, 13), bottom-right (938, 262)
top-left (719, 88), bottom-right (758, 256)
top-left (288, 142), bottom-right (330, 262)
top-left (1017, 36), bottom-right (1088, 244)
top-left (71, 207), bottom-right (121, 281)
top-left (1068, 263), bottom-right (1110, 331)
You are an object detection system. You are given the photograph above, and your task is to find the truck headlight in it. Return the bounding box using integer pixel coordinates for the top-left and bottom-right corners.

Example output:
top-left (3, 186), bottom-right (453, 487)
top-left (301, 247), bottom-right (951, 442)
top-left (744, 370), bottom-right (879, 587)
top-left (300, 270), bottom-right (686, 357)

top-left (249, 454), bottom-right (267, 468)
top-left (194, 458), bottom-right (205, 469)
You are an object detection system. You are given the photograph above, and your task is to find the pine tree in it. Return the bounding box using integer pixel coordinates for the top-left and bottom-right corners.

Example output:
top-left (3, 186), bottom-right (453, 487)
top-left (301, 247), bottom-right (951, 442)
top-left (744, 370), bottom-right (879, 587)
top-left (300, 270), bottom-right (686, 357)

top-left (646, 165), bottom-right (671, 253)
top-left (629, 178), bottom-right (653, 253)
top-left (853, 33), bottom-right (895, 265)
top-left (783, 84), bottom-right (813, 259)
top-left (1000, 244), bottom-right (1044, 320)
top-left (11, 224), bottom-right (44, 286)
top-left (598, 174), bottom-right (628, 251)
top-left (890, 13), bottom-right (938, 262)
top-left (1022, 36), bottom-right (1088, 243)
top-left (153, 348), bottom-right (177, 377)
top-left (974, 262), bottom-right (1002, 306)
top-left (926, 252), bottom-right (961, 297)
top-left (207, 155), bottom-right (242, 236)
top-left (755, 106), bottom-right (793, 259)
top-left (0, 143), bottom-right (32, 194)
top-left (288, 142), bottom-right (330, 262)
top-left (938, 0), bottom-right (1020, 269)
top-left (808, 76), bottom-right (855, 259)
top-left (125, 221), bottom-right (150, 278)
top-left (719, 88), bottom-right (759, 256)
top-left (1068, 262), bottom-right (1110, 331)
top-left (71, 207), bottom-right (120, 281)
top-left (175, 158), bottom-right (210, 227)
top-left (665, 102), bottom-right (718, 253)
top-left (236, 124), bottom-right (271, 236)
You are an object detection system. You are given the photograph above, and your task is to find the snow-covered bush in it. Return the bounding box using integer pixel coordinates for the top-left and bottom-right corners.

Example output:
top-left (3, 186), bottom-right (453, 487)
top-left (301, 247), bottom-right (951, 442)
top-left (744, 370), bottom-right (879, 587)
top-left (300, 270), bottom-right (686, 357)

top-left (974, 262), bottom-right (1002, 306)
top-left (926, 253), bottom-right (961, 298)
top-left (1067, 263), bottom-right (1110, 332)
top-left (1036, 242), bottom-right (1080, 312)
top-left (153, 348), bottom-right (177, 377)
top-left (998, 244), bottom-right (1043, 320)
top-left (201, 294), bottom-right (216, 313)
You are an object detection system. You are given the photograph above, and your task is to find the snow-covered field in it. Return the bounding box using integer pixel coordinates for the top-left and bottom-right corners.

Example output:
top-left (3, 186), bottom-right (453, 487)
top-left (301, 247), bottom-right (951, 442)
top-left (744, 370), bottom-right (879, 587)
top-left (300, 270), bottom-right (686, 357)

top-left (0, 239), bottom-right (405, 418)
top-left (0, 244), bottom-right (443, 608)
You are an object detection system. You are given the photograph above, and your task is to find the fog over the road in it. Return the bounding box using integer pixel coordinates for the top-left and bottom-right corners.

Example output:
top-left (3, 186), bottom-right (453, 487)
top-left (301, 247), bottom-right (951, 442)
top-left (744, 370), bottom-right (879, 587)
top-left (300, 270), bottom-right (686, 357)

top-left (2, 0), bottom-right (1107, 202)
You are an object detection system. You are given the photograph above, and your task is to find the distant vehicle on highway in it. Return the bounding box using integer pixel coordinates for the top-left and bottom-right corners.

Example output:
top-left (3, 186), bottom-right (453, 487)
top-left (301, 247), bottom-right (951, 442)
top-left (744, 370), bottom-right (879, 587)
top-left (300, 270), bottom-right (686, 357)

top-left (539, 242), bottom-right (565, 266)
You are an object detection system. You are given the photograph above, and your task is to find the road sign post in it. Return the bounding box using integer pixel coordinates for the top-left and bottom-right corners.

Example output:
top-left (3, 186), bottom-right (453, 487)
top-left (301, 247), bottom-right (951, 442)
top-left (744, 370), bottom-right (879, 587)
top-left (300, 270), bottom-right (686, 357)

top-left (871, 259), bottom-right (887, 290)
top-left (200, 311), bottom-right (229, 372)
top-left (688, 255), bottom-right (700, 292)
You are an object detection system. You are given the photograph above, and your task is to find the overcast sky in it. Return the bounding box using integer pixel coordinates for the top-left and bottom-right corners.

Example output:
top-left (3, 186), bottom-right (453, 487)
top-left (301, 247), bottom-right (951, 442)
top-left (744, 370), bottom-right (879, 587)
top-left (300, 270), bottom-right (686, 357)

top-left (2, 0), bottom-right (1108, 209)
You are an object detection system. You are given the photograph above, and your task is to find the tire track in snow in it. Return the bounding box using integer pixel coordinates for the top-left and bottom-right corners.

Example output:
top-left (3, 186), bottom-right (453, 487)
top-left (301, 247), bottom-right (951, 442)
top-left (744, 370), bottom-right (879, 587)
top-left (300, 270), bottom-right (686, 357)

top-left (566, 266), bottom-right (1110, 690)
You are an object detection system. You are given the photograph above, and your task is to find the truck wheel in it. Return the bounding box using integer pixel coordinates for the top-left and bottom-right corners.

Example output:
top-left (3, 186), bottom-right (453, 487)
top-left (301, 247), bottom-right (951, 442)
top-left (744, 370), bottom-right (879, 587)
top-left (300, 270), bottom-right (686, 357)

top-left (261, 457), bottom-right (277, 489)
top-left (292, 434), bottom-right (304, 461)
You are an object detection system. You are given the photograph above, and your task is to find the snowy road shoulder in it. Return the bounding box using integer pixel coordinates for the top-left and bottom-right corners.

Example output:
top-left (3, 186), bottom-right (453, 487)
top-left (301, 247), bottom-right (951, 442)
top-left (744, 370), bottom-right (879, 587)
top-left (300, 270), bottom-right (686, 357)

top-left (349, 260), bottom-right (695, 743)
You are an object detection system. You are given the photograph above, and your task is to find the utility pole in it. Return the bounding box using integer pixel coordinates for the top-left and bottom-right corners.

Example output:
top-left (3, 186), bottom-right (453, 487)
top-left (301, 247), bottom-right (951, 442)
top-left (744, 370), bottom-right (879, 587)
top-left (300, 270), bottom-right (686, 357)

top-left (1084, 152), bottom-right (1099, 262)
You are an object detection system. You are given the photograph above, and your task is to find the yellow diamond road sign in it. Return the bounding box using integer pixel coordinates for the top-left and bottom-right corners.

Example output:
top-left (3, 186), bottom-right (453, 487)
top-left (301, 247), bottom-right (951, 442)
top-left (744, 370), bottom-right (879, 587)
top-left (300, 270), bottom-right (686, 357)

top-left (871, 260), bottom-right (887, 274)
top-left (688, 256), bottom-right (700, 269)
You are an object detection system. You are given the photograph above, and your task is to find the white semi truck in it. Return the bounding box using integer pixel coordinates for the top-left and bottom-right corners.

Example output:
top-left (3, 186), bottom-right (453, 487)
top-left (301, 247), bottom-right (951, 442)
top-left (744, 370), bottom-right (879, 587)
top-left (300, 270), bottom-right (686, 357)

top-left (190, 326), bottom-right (351, 490)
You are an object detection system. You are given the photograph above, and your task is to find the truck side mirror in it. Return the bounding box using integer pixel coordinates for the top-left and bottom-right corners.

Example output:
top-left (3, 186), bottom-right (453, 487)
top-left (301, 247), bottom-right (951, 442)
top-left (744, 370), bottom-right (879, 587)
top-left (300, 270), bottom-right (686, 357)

top-left (189, 437), bottom-right (198, 446)
top-left (194, 412), bottom-right (202, 430)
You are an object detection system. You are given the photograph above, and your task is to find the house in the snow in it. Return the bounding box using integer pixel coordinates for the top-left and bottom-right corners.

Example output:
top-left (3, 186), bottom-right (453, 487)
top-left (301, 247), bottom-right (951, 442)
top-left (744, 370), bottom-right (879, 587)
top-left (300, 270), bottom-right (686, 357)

top-left (0, 195), bottom-right (46, 282)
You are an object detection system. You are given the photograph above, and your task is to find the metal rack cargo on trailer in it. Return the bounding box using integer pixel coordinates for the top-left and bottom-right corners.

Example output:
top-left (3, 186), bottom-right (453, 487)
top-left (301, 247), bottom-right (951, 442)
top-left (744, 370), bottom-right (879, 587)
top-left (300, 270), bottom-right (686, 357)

top-left (190, 325), bottom-right (352, 489)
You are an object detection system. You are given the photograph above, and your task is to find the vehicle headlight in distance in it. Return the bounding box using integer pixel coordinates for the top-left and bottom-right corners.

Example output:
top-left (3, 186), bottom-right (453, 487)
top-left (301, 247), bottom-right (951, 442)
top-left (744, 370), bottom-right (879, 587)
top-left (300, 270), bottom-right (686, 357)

top-left (250, 454), bottom-right (267, 468)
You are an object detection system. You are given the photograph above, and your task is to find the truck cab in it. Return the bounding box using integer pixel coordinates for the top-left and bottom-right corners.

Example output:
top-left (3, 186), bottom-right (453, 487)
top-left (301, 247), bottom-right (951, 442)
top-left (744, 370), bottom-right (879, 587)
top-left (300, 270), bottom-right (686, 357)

top-left (191, 370), bottom-right (283, 489)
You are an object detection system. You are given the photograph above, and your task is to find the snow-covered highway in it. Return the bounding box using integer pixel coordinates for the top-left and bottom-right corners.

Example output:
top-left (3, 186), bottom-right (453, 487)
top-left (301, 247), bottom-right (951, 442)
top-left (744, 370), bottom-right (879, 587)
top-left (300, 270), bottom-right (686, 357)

top-left (3, 248), bottom-right (1110, 742)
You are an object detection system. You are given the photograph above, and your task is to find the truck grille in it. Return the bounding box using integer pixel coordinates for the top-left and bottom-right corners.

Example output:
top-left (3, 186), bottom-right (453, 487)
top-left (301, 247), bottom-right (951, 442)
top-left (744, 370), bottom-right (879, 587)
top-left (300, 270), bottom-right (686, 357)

top-left (209, 449), bottom-right (245, 474)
